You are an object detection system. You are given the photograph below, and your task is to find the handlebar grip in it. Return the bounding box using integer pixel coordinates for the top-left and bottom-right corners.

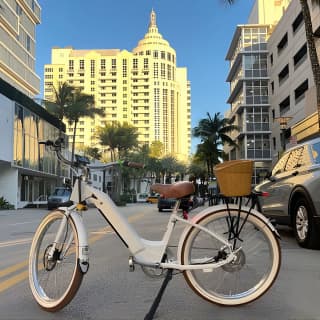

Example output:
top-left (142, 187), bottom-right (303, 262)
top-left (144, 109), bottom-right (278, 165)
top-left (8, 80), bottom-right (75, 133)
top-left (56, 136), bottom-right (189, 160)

top-left (124, 161), bottom-right (145, 169)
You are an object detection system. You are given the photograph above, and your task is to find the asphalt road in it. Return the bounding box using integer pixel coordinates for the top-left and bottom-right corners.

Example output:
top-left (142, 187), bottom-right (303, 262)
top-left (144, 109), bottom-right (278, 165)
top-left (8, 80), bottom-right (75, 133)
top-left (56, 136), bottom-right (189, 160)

top-left (1, 203), bottom-right (320, 320)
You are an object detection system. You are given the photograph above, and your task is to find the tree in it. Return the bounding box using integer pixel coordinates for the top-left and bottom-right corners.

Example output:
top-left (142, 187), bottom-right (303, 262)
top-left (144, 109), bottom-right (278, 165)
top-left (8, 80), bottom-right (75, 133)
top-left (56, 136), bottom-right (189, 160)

top-left (43, 82), bottom-right (74, 137)
top-left (97, 122), bottom-right (139, 161)
top-left (225, 0), bottom-right (320, 129)
top-left (82, 146), bottom-right (101, 161)
top-left (97, 122), bottom-right (139, 203)
top-left (193, 112), bottom-right (238, 177)
top-left (149, 141), bottom-right (164, 158)
top-left (64, 89), bottom-right (104, 163)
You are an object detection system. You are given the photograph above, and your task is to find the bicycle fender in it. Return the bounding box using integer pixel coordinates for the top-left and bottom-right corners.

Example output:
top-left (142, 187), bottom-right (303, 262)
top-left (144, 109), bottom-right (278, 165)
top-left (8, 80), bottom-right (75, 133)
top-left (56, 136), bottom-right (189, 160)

top-left (177, 204), bottom-right (280, 264)
top-left (70, 211), bottom-right (89, 274)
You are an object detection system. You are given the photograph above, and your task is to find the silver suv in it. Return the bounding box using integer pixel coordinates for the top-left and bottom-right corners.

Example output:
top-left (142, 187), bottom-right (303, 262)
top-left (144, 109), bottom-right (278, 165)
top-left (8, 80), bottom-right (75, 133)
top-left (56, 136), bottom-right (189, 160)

top-left (255, 137), bottom-right (320, 249)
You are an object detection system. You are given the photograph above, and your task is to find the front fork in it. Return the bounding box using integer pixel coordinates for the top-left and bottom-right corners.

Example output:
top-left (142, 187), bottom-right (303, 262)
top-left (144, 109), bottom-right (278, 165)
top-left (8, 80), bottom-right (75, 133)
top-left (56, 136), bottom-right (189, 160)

top-left (47, 209), bottom-right (90, 274)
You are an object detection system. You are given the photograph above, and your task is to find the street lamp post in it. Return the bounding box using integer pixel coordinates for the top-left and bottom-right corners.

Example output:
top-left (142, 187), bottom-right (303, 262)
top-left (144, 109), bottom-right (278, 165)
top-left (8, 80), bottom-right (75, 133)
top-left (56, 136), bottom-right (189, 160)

top-left (275, 116), bottom-right (292, 152)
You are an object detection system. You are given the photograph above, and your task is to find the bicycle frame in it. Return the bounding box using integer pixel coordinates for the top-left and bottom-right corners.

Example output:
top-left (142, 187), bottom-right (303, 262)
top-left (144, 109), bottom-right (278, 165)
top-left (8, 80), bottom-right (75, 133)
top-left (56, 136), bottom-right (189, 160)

top-left (51, 179), bottom-right (236, 272)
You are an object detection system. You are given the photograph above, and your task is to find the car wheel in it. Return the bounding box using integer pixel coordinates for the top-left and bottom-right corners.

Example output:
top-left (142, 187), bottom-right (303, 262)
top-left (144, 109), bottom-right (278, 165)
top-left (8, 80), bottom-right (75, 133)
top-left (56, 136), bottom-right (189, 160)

top-left (293, 197), bottom-right (320, 249)
top-left (158, 208), bottom-right (163, 212)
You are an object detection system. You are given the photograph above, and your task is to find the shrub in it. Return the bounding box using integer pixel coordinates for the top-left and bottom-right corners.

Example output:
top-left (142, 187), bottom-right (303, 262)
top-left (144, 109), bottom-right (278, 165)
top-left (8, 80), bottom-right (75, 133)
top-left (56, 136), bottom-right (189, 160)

top-left (0, 197), bottom-right (14, 210)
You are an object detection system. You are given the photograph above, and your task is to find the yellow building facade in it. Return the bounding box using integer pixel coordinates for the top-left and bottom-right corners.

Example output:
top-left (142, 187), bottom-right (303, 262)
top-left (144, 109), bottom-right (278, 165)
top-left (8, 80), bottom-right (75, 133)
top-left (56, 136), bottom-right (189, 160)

top-left (44, 10), bottom-right (191, 162)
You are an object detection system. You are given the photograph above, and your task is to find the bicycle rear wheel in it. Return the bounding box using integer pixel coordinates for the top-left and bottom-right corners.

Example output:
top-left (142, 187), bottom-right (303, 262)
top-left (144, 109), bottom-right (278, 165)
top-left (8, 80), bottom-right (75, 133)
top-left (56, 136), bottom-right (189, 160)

top-left (181, 208), bottom-right (281, 306)
top-left (29, 210), bottom-right (83, 311)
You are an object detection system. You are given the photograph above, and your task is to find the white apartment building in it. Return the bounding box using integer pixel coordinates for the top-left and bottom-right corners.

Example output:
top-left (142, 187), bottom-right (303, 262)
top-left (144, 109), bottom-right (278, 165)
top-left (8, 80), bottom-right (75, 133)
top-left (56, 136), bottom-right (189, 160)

top-left (44, 10), bottom-right (191, 162)
top-left (0, 0), bottom-right (41, 96)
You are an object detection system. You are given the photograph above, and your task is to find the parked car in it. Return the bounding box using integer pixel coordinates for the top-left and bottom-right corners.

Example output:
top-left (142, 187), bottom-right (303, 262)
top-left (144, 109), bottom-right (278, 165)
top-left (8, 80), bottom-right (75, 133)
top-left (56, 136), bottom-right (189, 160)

top-left (47, 187), bottom-right (73, 210)
top-left (146, 194), bottom-right (159, 204)
top-left (158, 196), bottom-right (197, 212)
top-left (255, 137), bottom-right (320, 249)
top-left (136, 193), bottom-right (149, 203)
top-left (157, 196), bottom-right (176, 212)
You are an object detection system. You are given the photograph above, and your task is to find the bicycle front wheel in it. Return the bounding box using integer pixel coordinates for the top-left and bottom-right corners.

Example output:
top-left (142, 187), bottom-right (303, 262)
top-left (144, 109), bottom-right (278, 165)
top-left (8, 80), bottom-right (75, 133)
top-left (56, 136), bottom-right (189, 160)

top-left (181, 208), bottom-right (281, 306)
top-left (29, 210), bottom-right (83, 311)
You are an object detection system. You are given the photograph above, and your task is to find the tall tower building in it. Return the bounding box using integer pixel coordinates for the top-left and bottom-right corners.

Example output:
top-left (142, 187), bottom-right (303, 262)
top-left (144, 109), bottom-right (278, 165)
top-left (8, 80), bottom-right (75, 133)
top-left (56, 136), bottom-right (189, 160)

top-left (44, 10), bottom-right (191, 161)
top-left (0, 0), bottom-right (41, 96)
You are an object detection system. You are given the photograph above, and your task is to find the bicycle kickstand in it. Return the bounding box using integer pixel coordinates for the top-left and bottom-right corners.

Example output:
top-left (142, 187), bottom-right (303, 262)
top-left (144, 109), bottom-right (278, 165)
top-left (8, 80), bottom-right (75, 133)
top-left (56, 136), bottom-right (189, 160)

top-left (144, 269), bottom-right (173, 320)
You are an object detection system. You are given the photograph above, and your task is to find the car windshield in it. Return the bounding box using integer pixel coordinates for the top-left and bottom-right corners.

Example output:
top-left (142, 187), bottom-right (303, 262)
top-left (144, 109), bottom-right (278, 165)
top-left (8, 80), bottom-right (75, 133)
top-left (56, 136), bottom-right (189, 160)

top-left (53, 189), bottom-right (71, 196)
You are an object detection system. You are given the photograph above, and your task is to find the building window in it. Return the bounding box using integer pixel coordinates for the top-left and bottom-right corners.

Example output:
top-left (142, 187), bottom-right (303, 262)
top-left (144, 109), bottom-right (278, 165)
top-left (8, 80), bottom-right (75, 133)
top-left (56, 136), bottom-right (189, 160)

top-left (26, 35), bottom-right (31, 52)
top-left (112, 59), bottom-right (116, 70)
top-left (292, 12), bottom-right (304, 34)
top-left (277, 33), bottom-right (288, 55)
top-left (271, 81), bottom-right (274, 94)
top-left (100, 59), bottom-right (106, 70)
top-left (245, 80), bottom-right (268, 104)
top-left (293, 43), bottom-right (307, 69)
top-left (69, 60), bottom-right (74, 70)
top-left (154, 63), bottom-right (158, 78)
top-left (246, 107), bottom-right (269, 132)
top-left (269, 53), bottom-right (273, 66)
top-left (79, 60), bottom-right (84, 70)
top-left (161, 63), bottom-right (165, 79)
top-left (294, 79), bottom-right (308, 104)
top-left (279, 96), bottom-right (290, 115)
top-left (278, 64), bottom-right (289, 85)
top-left (144, 58), bottom-right (149, 69)
top-left (133, 58), bottom-right (138, 69)
top-left (247, 134), bottom-right (271, 159)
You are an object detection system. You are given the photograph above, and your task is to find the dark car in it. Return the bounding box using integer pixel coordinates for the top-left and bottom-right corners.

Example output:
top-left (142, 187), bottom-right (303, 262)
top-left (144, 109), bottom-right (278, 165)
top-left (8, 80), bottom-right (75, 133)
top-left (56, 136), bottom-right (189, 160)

top-left (47, 187), bottom-right (73, 210)
top-left (157, 196), bottom-right (196, 212)
top-left (255, 137), bottom-right (320, 249)
top-left (157, 196), bottom-right (176, 212)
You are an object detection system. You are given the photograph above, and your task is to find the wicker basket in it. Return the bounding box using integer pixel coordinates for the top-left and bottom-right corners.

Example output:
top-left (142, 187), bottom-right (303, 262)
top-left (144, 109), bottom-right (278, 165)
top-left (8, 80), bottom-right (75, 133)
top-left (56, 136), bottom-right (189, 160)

top-left (213, 160), bottom-right (253, 197)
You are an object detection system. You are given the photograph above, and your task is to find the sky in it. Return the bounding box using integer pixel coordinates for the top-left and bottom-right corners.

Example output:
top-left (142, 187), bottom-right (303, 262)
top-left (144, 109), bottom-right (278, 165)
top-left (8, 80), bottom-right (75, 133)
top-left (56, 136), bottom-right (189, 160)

top-left (36, 0), bottom-right (255, 149)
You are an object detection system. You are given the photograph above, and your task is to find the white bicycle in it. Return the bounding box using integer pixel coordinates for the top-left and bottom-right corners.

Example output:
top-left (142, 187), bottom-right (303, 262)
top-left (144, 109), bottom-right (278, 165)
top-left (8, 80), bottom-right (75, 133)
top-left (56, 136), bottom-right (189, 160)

top-left (29, 139), bottom-right (281, 318)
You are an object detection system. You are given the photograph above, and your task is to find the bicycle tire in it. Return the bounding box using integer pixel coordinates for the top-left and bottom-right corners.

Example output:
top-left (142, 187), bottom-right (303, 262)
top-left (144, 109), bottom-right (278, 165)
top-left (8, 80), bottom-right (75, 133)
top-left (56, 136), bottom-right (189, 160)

top-left (180, 207), bottom-right (281, 306)
top-left (29, 210), bottom-right (83, 311)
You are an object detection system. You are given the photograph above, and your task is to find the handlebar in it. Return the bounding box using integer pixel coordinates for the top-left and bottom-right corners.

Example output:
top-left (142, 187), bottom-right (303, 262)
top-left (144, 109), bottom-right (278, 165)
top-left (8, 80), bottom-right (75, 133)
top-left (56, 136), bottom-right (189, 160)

top-left (39, 139), bottom-right (145, 171)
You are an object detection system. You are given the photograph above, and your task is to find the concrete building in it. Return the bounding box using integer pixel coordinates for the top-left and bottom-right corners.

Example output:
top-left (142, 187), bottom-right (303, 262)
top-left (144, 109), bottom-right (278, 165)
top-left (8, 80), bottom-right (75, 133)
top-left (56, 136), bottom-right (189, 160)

top-left (0, 0), bottom-right (41, 96)
top-left (0, 78), bottom-right (69, 208)
top-left (43, 10), bottom-right (191, 162)
top-left (224, 0), bottom-right (320, 183)
top-left (267, 0), bottom-right (320, 159)
top-left (0, 1), bottom-right (71, 208)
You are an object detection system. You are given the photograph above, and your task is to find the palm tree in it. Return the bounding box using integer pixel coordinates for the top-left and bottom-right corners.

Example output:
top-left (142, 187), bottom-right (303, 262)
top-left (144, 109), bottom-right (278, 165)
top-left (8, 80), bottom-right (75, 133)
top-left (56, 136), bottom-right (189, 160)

top-left (82, 146), bottom-right (101, 161)
top-left (97, 122), bottom-right (139, 202)
top-left (193, 112), bottom-right (238, 177)
top-left (43, 82), bottom-right (74, 137)
top-left (97, 122), bottom-right (139, 161)
top-left (225, 0), bottom-right (320, 129)
top-left (64, 90), bottom-right (105, 163)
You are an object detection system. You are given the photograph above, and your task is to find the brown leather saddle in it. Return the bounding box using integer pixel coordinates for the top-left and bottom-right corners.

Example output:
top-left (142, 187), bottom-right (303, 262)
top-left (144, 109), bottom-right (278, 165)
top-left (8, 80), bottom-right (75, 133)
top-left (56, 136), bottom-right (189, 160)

top-left (150, 181), bottom-right (195, 199)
